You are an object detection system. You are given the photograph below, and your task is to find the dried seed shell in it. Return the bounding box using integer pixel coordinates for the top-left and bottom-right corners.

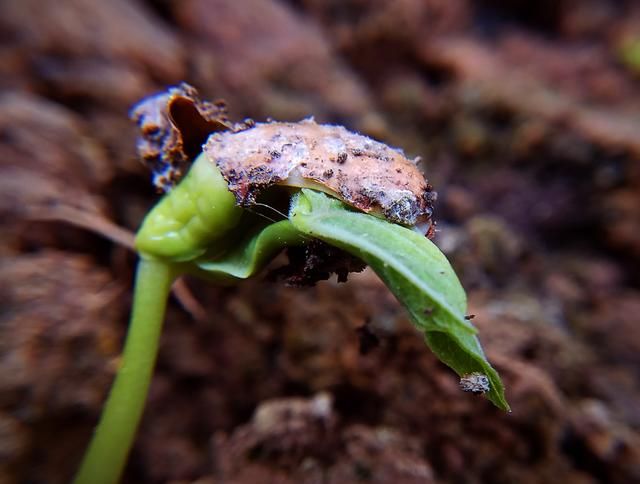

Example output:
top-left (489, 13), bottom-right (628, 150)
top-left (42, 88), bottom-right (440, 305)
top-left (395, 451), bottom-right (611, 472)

top-left (130, 83), bottom-right (238, 192)
top-left (204, 118), bottom-right (435, 227)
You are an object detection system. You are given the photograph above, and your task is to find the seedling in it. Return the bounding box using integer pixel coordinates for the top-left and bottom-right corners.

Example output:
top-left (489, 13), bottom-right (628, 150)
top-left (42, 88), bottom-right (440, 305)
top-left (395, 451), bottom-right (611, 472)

top-left (74, 85), bottom-right (508, 484)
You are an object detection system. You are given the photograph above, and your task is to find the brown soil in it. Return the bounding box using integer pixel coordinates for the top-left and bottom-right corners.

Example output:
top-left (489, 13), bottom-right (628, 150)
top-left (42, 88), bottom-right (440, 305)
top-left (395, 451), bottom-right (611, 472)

top-left (1, 1), bottom-right (640, 483)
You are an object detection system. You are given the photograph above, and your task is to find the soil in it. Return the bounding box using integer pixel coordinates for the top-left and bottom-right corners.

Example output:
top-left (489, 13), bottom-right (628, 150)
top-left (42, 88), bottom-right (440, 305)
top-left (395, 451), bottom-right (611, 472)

top-left (1, 1), bottom-right (640, 483)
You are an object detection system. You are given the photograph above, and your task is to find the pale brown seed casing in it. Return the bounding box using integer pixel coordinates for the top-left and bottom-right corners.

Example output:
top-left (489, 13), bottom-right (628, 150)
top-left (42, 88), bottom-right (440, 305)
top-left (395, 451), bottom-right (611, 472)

top-left (204, 118), bottom-right (435, 228)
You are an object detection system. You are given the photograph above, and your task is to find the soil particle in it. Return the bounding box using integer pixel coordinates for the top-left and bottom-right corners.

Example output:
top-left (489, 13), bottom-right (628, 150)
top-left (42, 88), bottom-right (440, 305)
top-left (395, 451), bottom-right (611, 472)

top-left (211, 394), bottom-right (436, 484)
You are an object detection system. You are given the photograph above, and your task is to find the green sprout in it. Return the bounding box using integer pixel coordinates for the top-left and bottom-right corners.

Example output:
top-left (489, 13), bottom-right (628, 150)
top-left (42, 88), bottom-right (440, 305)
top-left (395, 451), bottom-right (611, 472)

top-left (619, 37), bottom-right (640, 74)
top-left (73, 86), bottom-right (508, 484)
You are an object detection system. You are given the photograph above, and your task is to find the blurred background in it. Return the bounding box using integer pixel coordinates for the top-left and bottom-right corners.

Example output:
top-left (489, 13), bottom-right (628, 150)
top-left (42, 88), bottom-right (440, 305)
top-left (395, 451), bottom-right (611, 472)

top-left (1, 0), bottom-right (640, 482)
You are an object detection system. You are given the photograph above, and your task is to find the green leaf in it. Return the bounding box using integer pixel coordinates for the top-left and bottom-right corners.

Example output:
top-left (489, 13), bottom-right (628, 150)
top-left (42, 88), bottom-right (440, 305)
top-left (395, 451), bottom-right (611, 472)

top-left (289, 189), bottom-right (509, 411)
top-left (136, 153), bottom-right (243, 262)
top-left (193, 219), bottom-right (306, 281)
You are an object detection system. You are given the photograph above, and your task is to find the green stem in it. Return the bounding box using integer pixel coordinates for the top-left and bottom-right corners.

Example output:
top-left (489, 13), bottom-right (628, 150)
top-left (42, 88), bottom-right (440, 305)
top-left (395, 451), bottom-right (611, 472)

top-left (74, 258), bottom-right (176, 484)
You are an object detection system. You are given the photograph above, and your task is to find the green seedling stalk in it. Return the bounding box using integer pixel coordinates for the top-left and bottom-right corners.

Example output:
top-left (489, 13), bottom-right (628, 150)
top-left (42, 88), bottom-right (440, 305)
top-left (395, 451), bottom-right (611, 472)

top-left (74, 150), bottom-right (508, 483)
top-left (73, 258), bottom-right (176, 484)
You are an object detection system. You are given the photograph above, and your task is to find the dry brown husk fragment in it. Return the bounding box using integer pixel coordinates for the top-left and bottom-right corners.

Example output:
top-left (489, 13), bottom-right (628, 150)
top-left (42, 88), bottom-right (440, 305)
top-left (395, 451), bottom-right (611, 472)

top-left (130, 83), bottom-right (244, 192)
